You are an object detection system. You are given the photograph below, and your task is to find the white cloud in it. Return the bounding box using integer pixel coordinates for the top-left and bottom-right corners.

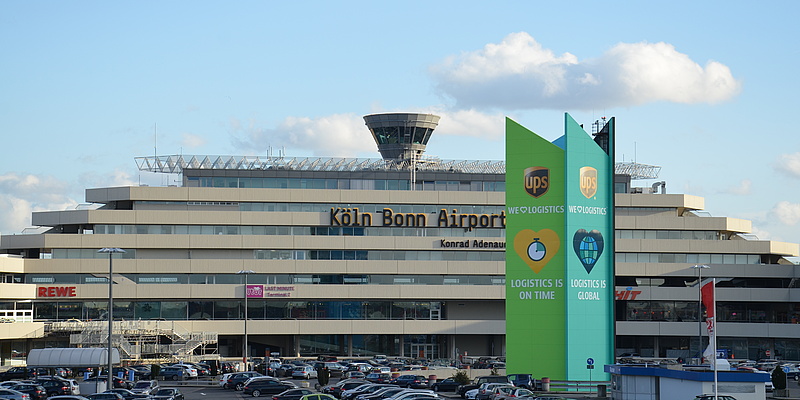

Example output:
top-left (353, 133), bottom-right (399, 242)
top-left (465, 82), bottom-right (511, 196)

top-left (229, 113), bottom-right (375, 158)
top-left (719, 179), bottom-right (751, 195)
top-left (775, 152), bottom-right (800, 178)
top-left (434, 109), bottom-right (506, 140)
top-left (770, 201), bottom-right (800, 226)
top-left (0, 173), bottom-right (79, 234)
top-left (181, 133), bottom-right (207, 149)
top-left (430, 32), bottom-right (741, 110)
top-left (227, 109), bottom-right (509, 157)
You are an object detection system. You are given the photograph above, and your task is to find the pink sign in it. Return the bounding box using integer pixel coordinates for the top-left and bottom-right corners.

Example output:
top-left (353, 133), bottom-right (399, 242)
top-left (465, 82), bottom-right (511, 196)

top-left (246, 284), bottom-right (264, 298)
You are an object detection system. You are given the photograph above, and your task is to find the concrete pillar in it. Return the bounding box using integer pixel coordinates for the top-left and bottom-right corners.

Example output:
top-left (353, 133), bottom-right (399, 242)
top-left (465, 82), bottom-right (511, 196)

top-left (347, 335), bottom-right (353, 357)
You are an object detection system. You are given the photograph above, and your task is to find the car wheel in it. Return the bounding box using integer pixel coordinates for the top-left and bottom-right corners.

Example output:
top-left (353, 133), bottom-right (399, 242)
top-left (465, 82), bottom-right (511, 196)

top-left (236, 383), bottom-right (244, 391)
top-left (253, 389), bottom-right (261, 397)
top-left (172, 375), bottom-right (179, 381)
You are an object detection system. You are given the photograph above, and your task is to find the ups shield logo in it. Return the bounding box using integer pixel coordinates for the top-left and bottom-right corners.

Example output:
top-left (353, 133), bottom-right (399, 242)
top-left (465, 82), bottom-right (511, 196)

top-left (524, 167), bottom-right (549, 198)
top-left (580, 166), bottom-right (598, 199)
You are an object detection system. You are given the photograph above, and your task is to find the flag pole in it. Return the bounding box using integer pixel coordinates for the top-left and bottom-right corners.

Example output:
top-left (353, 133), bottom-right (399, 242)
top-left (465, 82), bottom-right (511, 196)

top-left (712, 278), bottom-right (718, 400)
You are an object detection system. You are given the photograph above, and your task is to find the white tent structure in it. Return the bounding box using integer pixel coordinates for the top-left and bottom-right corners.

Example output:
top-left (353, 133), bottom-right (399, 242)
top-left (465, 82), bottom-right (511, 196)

top-left (27, 348), bottom-right (119, 367)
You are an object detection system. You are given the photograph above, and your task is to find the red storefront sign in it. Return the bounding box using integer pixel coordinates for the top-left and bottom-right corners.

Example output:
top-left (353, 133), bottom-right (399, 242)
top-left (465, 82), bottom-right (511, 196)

top-left (37, 286), bottom-right (77, 297)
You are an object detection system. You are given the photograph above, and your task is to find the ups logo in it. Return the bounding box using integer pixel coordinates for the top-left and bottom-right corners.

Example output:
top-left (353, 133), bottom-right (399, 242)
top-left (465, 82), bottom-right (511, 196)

top-left (580, 166), bottom-right (597, 199)
top-left (524, 167), bottom-right (549, 198)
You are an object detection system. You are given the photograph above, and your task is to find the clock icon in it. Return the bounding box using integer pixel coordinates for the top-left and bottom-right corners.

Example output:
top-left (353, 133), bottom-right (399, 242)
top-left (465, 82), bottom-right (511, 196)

top-left (527, 238), bottom-right (546, 261)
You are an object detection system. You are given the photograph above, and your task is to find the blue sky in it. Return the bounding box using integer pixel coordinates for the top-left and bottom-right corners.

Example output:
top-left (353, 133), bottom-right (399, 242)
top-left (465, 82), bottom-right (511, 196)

top-left (2, 1), bottom-right (800, 247)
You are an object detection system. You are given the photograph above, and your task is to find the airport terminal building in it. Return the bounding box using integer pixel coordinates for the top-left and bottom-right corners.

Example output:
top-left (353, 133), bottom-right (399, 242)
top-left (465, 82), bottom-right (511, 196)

top-left (1, 113), bottom-right (799, 366)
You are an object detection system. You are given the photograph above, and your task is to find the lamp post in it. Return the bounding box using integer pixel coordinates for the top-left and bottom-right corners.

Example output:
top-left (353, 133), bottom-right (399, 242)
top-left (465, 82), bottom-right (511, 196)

top-left (98, 247), bottom-right (125, 391)
top-left (692, 264), bottom-right (710, 363)
top-left (237, 269), bottom-right (255, 370)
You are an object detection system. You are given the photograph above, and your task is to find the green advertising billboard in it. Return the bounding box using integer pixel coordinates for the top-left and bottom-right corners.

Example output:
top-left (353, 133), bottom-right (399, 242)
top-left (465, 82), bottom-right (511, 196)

top-left (505, 114), bottom-right (614, 380)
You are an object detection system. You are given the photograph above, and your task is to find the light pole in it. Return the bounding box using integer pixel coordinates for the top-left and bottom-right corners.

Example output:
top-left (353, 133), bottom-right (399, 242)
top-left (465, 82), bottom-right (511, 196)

top-left (692, 264), bottom-right (710, 363)
top-left (98, 247), bottom-right (125, 391)
top-left (237, 270), bottom-right (255, 370)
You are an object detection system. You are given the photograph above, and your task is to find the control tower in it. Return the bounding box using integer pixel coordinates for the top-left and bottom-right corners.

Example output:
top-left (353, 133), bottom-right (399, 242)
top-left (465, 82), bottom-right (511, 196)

top-left (363, 113), bottom-right (440, 160)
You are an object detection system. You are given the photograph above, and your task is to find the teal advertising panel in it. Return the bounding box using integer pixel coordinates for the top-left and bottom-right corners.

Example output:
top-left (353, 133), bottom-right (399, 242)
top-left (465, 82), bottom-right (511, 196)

top-left (506, 114), bottom-right (614, 380)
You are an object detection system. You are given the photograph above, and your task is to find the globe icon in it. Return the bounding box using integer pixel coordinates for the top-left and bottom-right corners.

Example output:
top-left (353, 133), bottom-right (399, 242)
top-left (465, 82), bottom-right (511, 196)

top-left (578, 236), bottom-right (599, 266)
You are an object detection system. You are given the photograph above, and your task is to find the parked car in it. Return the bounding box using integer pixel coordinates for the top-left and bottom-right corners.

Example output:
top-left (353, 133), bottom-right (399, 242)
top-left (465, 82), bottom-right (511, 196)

top-left (0, 367), bottom-right (49, 381)
top-left (272, 388), bottom-right (315, 400)
top-left (85, 393), bottom-right (124, 400)
top-left (169, 365), bottom-right (198, 378)
top-left (48, 396), bottom-right (91, 400)
top-left (384, 390), bottom-right (437, 400)
top-left (130, 380), bottom-right (158, 395)
top-left (218, 373), bottom-right (234, 387)
top-left (457, 376), bottom-right (512, 398)
top-left (225, 372), bottom-right (263, 391)
top-left (356, 387), bottom-right (408, 400)
top-left (157, 367), bottom-right (185, 381)
top-left (366, 374), bottom-right (392, 384)
top-left (300, 395), bottom-right (337, 400)
top-left (292, 366), bottom-right (318, 379)
top-left (344, 371), bottom-right (366, 379)
top-left (0, 387), bottom-right (32, 400)
top-left (342, 384), bottom-right (391, 400)
top-left (105, 389), bottom-right (150, 400)
top-left (64, 378), bottom-right (81, 395)
top-left (150, 388), bottom-right (184, 400)
top-left (431, 378), bottom-right (461, 392)
top-left (494, 387), bottom-right (534, 400)
top-left (506, 374), bottom-right (534, 389)
top-left (324, 379), bottom-right (369, 399)
top-left (242, 379), bottom-right (296, 397)
top-left (390, 375), bottom-right (429, 389)
top-left (8, 384), bottom-right (46, 400)
top-left (475, 383), bottom-right (512, 400)
top-left (34, 378), bottom-right (73, 396)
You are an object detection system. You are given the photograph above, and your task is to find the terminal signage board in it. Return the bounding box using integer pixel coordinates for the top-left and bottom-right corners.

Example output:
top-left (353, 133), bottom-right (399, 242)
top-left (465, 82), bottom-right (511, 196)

top-left (505, 114), bottom-right (614, 380)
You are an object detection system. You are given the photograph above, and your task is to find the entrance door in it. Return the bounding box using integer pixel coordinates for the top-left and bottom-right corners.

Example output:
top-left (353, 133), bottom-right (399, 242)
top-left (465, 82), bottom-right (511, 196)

top-left (410, 344), bottom-right (437, 359)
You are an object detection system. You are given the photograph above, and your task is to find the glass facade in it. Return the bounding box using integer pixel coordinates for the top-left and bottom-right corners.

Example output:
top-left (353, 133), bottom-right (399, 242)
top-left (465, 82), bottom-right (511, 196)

top-left (186, 176), bottom-right (505, 192)
top-left (32, 299), bottom-right (461, 321)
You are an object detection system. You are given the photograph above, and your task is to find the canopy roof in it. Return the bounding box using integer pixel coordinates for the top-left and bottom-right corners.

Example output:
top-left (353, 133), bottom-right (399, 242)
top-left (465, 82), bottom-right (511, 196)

top-left (27, 348), bottom-right (119, 367)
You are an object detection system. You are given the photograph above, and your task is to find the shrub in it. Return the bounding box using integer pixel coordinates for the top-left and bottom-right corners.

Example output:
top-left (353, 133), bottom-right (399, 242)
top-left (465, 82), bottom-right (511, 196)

top-left (452, 370), bottom-right (470, 385)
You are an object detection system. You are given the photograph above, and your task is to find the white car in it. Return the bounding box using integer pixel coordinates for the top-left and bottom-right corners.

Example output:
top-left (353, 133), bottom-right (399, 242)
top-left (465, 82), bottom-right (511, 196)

top-left (386, 390), bottom-right (439, 400)
top-left (65, 379), bottom-right (81, 395)
top-left (131, 379), bottom-right (159, 395)
top-left (218, 373), bottom-right (233, 387)
top-left (172, 364), bottom-right (198, 377)
top-left (292, 366), bottom-right (318, 379)
top-left (465, 388), bottom-right (480, 400)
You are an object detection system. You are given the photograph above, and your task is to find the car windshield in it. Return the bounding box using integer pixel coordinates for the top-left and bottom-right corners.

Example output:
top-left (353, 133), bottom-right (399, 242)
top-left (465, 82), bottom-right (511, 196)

top-left (155, 389), bottom-right (174, 395)
top-left (134, 382), bottom-right (151, 388)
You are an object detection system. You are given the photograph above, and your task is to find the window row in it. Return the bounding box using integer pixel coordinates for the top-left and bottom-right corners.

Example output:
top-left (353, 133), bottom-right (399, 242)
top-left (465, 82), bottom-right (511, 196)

top-left (616, 276), bottom-right (800, 289)
top-left (615, 230), bottom-right (720, 240)
top-left (33, 300), bottom-right (449, 321)
top-left (25, 273), bottom-right (506, 286)
top-left (186, 176), bottom-right (506, 192)
top-left (616, 252), bottom-right (761, 264)
top-left (618, 300), bottom-right (800, 323)
top-left (254, 250), bottom-right (504, 261)
top-left (47, 249), bottom-right (504, 261)
top-left (93, 224), bottom-right (504, 238)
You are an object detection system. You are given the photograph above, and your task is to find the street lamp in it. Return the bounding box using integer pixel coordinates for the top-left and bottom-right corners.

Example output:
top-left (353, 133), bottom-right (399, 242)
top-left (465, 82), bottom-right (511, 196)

top-left (237, 269), bottom-right (255, 370)
top-left (692, 264), bottom-right (710, 363)
top-left (98, 247), bottom-right (125, 391)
